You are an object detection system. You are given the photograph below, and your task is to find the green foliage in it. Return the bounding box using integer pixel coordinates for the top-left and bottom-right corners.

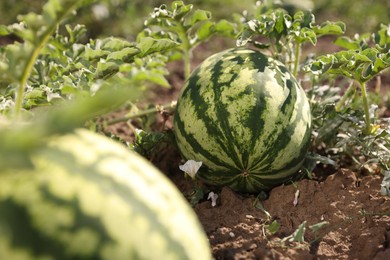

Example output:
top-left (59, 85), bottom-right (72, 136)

top-left (131, 129), bottom-right (170, 158)
top-left (305, 24), bottom-right (389, 134)
top-left (0, 0), bottom-right (179, 119)
top-left (0, 0), bottom-right (179, 169)
top-left (237, 3), bottom-right (345, 75)
top-left (306, 24), bottom-right (389, 83)
top-left (138, 1), bottom-right (237, 78)
top-left (232, 3), bottom-right (389, 193)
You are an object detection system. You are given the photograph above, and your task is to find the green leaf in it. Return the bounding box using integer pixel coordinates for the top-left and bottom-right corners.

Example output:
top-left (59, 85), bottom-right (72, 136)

top-left (274, 9), bottom-right (287, 34)
top-left (236, 25), bottom-right (255, 47)
top-left (309, 221), bottom-right (329, 233)
top-left (293, 11), bottom-right (314, 29)
top-left (0, 25), bottom-right (10, 36)
top-left (304, 54), bottom-right (336, 75)
top-left (189, 186), bottom-right (205, 207)
top-left (267, 220), bottom-right (281, 235)
top-left (24, 88), bottom-right (45, 100)
top-left (373, 24), bottom-right (390, 47)
top-left (183, 9), bottom-right (211, 27)
top-left (314, 21), bottom-right (345, 36)
top-left (133, 70), bottom-right (170, 88)
top-left (84, 47), bottom-right (110, 61)
top-left (95, 61), bottom-right (119, 79)
top-left (373, 54), bottom-right (389, 74)
top-left (137, 37), bottom-right (179, 57)
top-left (214, 19), bottom-right (236, 38)
top-left (295, 27), bottom-right (317, 45)
top-left (195, 21), bottom-right (214, 41)
top-left (65, 24), bottom-right (87, 44)
top-left (107, 47), bottom-right (140, 63)
top-left (334, 36), bottom-right (360, 50)
top-left (131, 129), bottom-right (165, 155)
top-left (306, 154), bottom-right (338, 167)
top-left (101, 37), bottom-right (135, 51)
top-left (171, 1), bottom-right (193, 21)
top-left (288, 221), bottom-right (306, 243)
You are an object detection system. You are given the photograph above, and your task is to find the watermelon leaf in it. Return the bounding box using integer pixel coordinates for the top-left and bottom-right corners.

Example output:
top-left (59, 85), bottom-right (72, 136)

top-left (236, 4), bottom-right (345, 75)
top-left (266, 220), bottom-right (281, 235)
top-left (139, 1), bottom-right (237, 79)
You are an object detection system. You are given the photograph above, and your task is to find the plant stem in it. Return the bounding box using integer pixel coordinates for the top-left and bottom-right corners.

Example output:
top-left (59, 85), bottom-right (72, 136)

top-left (360, 81), bottom-right (372, 134)
top-left (183, 48), bottom-right (191, 80)
top-left (176, 23), bottom-right (192, 80)
top-left (293, 43), bottom-right (301, 77)
top-left (335, 81), bottom-right (356, 112)
top-left (106, 102), bottom-right (177, 125)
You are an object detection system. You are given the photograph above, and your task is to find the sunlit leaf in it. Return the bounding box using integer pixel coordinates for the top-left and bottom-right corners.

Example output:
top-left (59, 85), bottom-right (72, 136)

top-left (95, 61), bottom-right (119, 79)
top-left (314, 21), bottom-right (345, 36)
top-left (214, 19), bottom-right (236, 37)
top-left (0, 25), bottom-right (10, 36)
top-left (288, 221), bottom-right (306, 243)
top-left (183, 9), bottom-right (211, 27)
top-left (107, 47), bottom-right (140, 63)
top-left (101, 37), bottom-right (135, 51)
top-left (334, 36), bottom-right (361, 50)
top-left (309, 221), bottom-right (329, 233)
top-left (267, 220), bottom-right (281, 235)
top-left (171, 1), bottom-right (193, 21)
top-left (195, 20), bottom-right (214, 41)
top-left (137, 37), bottom-right (179, 57)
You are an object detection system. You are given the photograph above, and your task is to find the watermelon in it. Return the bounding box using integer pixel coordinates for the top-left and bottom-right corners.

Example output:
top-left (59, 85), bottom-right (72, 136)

top-left (173, 48), bottom-right (312, 193)
top-left (0, 129), bottom-right (211, 259)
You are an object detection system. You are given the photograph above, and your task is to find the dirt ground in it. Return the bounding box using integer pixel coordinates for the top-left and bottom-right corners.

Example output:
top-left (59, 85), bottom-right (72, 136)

top-left (193, 170), bottom-right (390, 259)
top-left (105, 38), bottom-right (390, 259)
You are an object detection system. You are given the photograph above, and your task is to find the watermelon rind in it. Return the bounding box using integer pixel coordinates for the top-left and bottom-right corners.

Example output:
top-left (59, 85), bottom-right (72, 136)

top-left (174, 48), bottom-right (312, 193)
top-left (0, 129), bottom-right (211, 259)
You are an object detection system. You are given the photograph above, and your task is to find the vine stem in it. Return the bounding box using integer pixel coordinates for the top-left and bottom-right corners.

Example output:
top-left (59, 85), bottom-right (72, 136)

top-left (335, 81), bottom-right (357, 112)
top-left (293, 43), bottom-right (301, 77)
top-left (14, 38), bottom-right (50, 119)
top-left (183, 48), bottom-right (191, 80)
top-left (106, 102), bottom-right (177, 125)
top-left (176, 23), bottom-right (191, 79)
top-left (360, 81), bottom-right (372, 134)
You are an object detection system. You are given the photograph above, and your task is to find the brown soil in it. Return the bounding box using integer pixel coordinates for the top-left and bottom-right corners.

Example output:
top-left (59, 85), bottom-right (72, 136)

top-left (106, 38), bottom-right (390, 259)
top-left (193, 170), bottom-right (390, 259)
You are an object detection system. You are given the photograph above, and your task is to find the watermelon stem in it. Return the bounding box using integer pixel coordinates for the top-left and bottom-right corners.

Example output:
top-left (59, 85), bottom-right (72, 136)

top-left (335, 81), bottom-right (357, 112)
top-left (360, 81), bottom-right (372, 135)
top-left (293, 43), bottom-right (301, 77)
top-left (175, 23), bottom-right (192, 79)
top-left (106, 101), bottom-right (177, 125)
top-left (183, 47), bottom-right (191, 80)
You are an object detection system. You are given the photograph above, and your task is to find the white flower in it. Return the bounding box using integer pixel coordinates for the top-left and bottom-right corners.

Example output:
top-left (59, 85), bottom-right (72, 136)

top-left (207, 192), bottom-right (218, 207)
top-left (179, 160), bottom-right (202, 180)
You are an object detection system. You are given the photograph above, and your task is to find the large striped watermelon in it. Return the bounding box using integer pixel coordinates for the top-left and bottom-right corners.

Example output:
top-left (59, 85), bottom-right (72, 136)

top-left (174, 48), bottom-right (312, 193)
top-left (0, 129), bottom-right (211, 259)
